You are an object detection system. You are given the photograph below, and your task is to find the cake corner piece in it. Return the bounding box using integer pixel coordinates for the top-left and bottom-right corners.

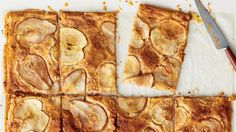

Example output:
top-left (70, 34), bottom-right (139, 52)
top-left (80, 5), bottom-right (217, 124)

top-left (174, 96), bottom-right (232, 131)
top-left (4, 10), bottom-right (60, 94)
top-left (5, 94), bottom-right (61, 131)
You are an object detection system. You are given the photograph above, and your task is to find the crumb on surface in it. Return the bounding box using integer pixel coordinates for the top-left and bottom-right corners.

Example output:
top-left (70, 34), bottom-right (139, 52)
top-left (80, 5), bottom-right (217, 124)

top-left (117, 6), bottom-right (122, 12)
top-left (192, 13), bottom-right (203, 24)
top-left (47, 6), bottom-right (54, 12)
top-left (117, 35), bottom-right (120, 43)
top-left (176, 4), bottom-right (182, 11)
top-left (102, 1), bottom-right (107, 11)
top-left (126, 0), bottom-right (134, 6)
top-left (218, 91), bottom-right (225, 96)
top-left (64, 2), bottom-right (69, 7)
top-left (207, 2), bottom-right (212, 13)
top-left (189, 3), bottom-right (192, 8)
top-left (210, 25), bottom-right (221, 48)
top-left (102, 5), bottom-right (107, 11)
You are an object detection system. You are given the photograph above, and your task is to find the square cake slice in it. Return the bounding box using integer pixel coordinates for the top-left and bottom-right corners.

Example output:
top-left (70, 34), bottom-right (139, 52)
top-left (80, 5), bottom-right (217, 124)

top-left (59, 12), bottom-right (117, 94)
top-left (62, 95), bottom-right (116, 131)
top-left (5, 94), bottom-right (61, 132)
top-left (4, 10), bottom-right (60, 94)
top-left (116, 97), bottom-right (174, 132)
top-left (122, 4), bottom-right (191, 91)
top-left (174, 97), bottom-right (232, 132)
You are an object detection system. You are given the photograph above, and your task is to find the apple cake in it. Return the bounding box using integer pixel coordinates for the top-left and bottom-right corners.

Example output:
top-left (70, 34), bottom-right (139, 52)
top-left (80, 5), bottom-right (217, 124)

top-left (4, 10), bottom-right (60, 94)
top-left (59, 12), bottom-right (117, 94)
top-left (62, 95), bottom-right (116, 131)
top-left (175, 97), bottom-right (232, 132)
top-left (122, 4), bottom-right (191, 91)
top-left (5, 94), bottom-right (61, 132)
top-left (116, 97), bottom-right (174, 132)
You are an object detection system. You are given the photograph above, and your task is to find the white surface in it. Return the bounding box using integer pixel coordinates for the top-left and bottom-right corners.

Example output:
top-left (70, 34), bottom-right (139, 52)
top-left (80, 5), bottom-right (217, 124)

top-left (118, 0), bottom-right (236, 97)
top-left (0, 0), bottom-right (236, 131)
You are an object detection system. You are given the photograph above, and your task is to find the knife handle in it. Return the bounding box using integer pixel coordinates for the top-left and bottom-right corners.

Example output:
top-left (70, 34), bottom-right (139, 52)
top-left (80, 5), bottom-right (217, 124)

top-left (225, 47), bottom-right (236, 71)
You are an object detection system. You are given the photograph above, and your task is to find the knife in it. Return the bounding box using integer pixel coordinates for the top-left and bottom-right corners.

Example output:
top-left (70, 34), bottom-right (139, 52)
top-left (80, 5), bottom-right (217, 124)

top-left (194, 0), bottom-right (236, 71)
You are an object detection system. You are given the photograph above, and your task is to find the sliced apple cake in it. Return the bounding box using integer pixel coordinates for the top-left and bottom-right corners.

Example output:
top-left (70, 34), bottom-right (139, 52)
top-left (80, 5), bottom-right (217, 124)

top-left (5, 94), bottom-right (61, 131)
top-left (116, 97), bottom-right (174, 132)
top-left (62, 95), bottom-right (116, 131)
top-left (122, 4), bottom-right (191, 91)
top-left (59, 12), bottom-right (117, 94)
top-left (174, 97), bottom-right (231, 132)
top-left (4, 10), bottom-right (60, 94)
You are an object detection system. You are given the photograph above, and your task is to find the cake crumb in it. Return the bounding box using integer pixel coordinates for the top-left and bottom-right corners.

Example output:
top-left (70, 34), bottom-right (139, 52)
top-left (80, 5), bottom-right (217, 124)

top-left (47, 6), bottom-right (54, 12)
top-left (64, 2), bottom-right (69, 7)
top-left (192, 13), bottom-right (203, 24)
top-left (126, 0), bottom-right (134, 6)
top-left (176, 4), bottom-right (182, 11)
top-left (178, 92), bottom-right (182, 95)
top-left (102, 5), bottom-right (107, 11)
top-left (218, 91), bottom-right (225, 96)
top-left (189, 3), bottom-right (192, 8)
top-left (102, 1), bottom-right (107, 11)
top-left (207, 2), bottom-right (212, 13)
top-left (117, 35), bottom-right (121, 43)
top-left (187, 88), bottom-right (199, 96)
top-left (117, 6), bottom-right (122, 12)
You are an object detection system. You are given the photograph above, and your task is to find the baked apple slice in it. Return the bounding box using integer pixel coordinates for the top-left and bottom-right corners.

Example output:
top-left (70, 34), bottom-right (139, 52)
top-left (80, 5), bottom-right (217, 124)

top-left (16, 18), bottom-right (56, 47)
top-left (60, 28), bottom-right (87, 65)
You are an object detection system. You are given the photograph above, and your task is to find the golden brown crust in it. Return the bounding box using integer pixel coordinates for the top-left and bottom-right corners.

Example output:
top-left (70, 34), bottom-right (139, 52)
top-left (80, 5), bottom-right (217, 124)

top-left (5, 94), bottom-right (61, 132)
top-left (175, 97), bottom-right (232, 132)
top-left (123, 4), bottom-right (191, 91)
top-left (4, 10), bottom-right (60, 94)
top-left (62, 95), bottom-right (116, 132)
top-left (116, 97), bottom-right (174, 132)
top-left (59, 12), bottom-right (117, 94)
top-left (138, 4), bottom-right (190, 28)
top-left (4, 94), bottom-right (11, 132)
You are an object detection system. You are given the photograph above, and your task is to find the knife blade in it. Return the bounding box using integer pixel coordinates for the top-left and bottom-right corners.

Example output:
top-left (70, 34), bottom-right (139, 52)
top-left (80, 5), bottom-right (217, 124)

top-left (194, 0), bottom-right (236, 71)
